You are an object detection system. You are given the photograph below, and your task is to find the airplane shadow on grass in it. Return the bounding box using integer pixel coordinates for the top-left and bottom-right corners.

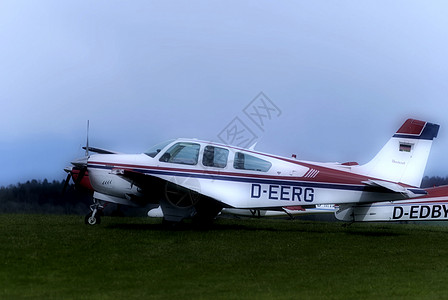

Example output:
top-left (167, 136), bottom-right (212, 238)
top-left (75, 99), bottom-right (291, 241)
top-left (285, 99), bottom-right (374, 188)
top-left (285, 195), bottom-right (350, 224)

top-left (103, 219), bottom-right (375, 234)
top-left (344, 229), bottom-right (405, 237)
top-left (105, 221), bottom-right (288, 232)
top-left (344, 224), bottom-right (448, 237)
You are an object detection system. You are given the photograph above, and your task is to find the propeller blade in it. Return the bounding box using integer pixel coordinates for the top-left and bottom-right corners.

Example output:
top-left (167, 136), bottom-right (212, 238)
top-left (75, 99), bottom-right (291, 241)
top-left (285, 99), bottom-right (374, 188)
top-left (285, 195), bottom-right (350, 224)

top-left (62, 172), bottom-right (72, 195)
top-left (74, 167), bottom-right (87, 188)
top-left (85, 120), bottom-right (90, 157)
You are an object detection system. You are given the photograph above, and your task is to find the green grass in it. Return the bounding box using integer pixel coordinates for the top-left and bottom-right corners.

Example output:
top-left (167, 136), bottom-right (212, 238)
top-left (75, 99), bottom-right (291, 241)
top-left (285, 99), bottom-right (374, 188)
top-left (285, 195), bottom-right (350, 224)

top-left (1, 215), bottom-right (448, 299)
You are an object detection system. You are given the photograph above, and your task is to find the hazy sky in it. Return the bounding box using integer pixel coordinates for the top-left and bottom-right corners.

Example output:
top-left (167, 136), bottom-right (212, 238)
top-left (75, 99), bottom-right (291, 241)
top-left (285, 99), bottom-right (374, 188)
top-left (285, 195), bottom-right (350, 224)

top-left (1, 1), bottom-right (447, 186)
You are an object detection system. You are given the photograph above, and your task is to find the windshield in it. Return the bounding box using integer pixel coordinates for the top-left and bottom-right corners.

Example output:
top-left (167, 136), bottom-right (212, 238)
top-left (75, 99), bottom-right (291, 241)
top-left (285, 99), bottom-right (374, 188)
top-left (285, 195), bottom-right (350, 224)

top-left (145, 140), bottom-right (175, 158)
top-left (159, 142), bottom-right (200, 165)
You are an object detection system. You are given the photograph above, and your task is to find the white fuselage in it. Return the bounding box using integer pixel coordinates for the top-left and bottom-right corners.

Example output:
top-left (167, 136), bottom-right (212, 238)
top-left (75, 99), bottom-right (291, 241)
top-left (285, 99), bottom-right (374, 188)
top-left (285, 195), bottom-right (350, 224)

top-left (86, 139), bottom-right (415, 210)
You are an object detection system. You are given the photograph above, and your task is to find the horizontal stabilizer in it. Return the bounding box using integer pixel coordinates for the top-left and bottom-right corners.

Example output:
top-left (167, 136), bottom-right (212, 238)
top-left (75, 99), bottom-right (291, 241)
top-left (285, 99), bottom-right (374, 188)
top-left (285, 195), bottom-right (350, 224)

top-left (362, 179), bottom-right (426, 198)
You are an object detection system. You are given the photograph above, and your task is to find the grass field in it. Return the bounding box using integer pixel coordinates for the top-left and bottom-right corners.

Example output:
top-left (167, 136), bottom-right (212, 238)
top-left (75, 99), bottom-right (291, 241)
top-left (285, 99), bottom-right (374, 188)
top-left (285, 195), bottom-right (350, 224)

top-left (1, 215), bottom-right (448, 299)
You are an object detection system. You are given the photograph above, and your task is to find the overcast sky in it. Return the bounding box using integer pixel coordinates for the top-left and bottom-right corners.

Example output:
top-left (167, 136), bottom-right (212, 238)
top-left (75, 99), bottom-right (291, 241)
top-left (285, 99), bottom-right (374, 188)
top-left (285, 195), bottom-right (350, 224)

top-left (1, 1), bottom-right (447, 186)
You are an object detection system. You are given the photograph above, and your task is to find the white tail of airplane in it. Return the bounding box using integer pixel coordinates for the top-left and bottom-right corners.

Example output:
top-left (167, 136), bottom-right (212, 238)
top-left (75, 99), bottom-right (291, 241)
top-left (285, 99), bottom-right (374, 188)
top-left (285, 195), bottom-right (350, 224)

top-left (356, 119), bottom-right (439, 188)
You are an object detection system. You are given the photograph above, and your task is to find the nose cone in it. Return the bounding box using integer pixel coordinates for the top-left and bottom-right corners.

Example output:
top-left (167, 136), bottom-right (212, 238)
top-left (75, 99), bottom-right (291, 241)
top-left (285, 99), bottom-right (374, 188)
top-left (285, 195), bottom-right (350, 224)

top-left (68, 156), bottom-right (93, 191)
top-left (65, 158), bottom-right (93, 192)
top-left (71, 167), bottom-right (93, 191)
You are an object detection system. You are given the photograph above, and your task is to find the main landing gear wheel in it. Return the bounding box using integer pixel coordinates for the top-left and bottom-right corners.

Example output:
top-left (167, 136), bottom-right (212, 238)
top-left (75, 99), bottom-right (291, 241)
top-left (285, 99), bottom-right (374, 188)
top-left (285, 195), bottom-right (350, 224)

top-left (85, 211), bottom-right (101, 225)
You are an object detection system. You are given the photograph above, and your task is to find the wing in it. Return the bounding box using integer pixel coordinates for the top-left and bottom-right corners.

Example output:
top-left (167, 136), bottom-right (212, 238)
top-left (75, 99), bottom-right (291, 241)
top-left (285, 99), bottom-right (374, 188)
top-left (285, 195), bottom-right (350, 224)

top-left (83, 146), bottom-right (121, 154)
top-left (112, 169), bottom-right (224, 222)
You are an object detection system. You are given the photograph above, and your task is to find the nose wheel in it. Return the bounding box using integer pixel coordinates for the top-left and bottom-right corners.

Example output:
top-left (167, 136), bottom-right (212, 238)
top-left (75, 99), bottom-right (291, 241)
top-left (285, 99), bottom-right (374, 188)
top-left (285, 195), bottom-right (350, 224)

top-left (85, 199), bottom-right (104, 225)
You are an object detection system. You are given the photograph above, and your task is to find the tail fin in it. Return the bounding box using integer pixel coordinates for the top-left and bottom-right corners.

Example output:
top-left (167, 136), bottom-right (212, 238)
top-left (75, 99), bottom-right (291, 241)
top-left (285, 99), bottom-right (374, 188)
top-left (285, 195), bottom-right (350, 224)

top-left (356, 119), bottom-right (439, 187)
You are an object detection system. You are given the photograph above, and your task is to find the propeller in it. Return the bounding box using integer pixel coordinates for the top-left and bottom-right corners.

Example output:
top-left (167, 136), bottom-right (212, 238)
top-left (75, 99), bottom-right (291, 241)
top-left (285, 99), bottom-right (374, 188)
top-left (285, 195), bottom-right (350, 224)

top-left (62, 121), bottom-right (91, 194)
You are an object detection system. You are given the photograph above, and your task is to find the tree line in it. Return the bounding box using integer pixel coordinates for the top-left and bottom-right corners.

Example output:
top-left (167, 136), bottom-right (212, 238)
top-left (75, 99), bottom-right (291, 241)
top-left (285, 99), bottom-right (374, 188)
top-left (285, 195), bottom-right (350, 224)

top-left (0, 176), bottom-right (448, 215)
top-left (0, 179), bottom-right (92, 215)
top-left (421, 176), bottom-right (448, 188)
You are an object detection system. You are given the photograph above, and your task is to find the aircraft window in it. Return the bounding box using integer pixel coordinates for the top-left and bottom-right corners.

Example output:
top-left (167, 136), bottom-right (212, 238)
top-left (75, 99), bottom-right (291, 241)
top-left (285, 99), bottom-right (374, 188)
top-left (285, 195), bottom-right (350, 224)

top-left (159, 142), bottom-right (200, 165)
top-left (145, 140), bottom-right (175, 158)
top-left (202, 146), bottom-right (229, 168)
top-left (233, 152), bottom-right (272, 172)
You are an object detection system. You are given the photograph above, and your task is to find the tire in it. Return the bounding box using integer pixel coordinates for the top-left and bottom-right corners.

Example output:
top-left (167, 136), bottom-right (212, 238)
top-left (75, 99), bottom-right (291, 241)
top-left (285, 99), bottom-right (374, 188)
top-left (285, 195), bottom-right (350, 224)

top-left (85, 211), bottom-right (101, 225)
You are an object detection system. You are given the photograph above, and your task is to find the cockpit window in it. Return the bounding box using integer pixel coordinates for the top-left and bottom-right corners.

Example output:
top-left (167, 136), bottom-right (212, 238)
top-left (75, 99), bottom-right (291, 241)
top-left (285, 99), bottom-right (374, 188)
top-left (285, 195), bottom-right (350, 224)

top-left (233, 152), bottom-right (272, 172)
top-left (159, 142), bottom-right (200, 165)
top-left (202, 146), bottom-right (229, 168)
top-left (145, 140), bottom-right (175, 158)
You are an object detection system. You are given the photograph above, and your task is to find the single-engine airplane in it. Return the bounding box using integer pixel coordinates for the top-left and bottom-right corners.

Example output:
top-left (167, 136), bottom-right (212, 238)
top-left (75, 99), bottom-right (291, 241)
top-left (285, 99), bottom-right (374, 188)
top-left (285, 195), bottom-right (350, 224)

top-left (65, 118), bottom-right (442, 225)
top-left (335, 185), bottom-right (448, 222)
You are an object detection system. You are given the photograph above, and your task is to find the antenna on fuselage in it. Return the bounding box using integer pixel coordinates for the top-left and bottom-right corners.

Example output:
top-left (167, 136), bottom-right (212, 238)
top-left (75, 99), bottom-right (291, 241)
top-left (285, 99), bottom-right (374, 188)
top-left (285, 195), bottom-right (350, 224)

top-left (248, 141), bottom-right (258, 151)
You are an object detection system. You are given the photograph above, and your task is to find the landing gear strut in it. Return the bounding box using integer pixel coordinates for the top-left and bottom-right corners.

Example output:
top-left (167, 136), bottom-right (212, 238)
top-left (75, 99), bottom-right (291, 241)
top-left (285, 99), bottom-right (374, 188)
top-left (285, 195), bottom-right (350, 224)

top-left (85, 199), bottom-right (104, 225)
